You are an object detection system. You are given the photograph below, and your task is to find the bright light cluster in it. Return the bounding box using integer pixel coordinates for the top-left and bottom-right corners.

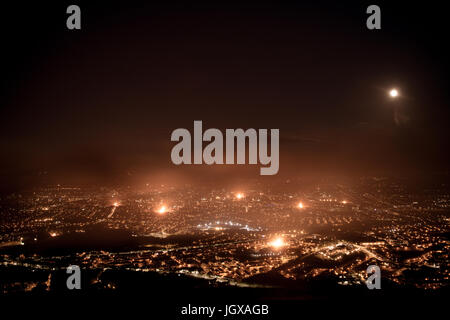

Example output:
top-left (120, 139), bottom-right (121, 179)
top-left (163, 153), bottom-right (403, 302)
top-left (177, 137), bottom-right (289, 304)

top-left (269, 236), bottom-right (286, 249)
top-left (156, 205), bottom-right (168, 215)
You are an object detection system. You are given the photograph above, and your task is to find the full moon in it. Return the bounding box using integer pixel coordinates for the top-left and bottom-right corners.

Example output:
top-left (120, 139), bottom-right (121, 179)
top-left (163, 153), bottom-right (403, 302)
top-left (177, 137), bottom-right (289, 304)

top-left (389, 88), bottom-right (399, 98)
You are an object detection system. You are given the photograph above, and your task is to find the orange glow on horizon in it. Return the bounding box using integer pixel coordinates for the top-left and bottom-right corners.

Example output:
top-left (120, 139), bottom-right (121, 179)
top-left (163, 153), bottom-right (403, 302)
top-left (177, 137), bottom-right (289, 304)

top-left (235, 193), bottom-right (244, 200)
top-left (297, 202), bottom-right (304, 209)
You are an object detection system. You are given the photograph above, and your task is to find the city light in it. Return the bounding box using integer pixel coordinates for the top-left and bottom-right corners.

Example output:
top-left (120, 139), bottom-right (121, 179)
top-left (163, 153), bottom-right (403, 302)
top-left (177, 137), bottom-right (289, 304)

top-left (269, 236), bottom-right (286, 249)
top-left (0, 181), bottom-right (448, 294)
top-left (156, 205), bottom-right (168, 215)
top-left (235, 193), bottom-right (244, 200)
top-left (389, 88), bottom-right (399, 98)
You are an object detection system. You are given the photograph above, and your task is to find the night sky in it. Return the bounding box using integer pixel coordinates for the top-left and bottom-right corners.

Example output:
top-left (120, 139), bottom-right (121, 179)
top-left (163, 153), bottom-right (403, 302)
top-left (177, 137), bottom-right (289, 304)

top-left (1, 1), bottom-right (449, 189)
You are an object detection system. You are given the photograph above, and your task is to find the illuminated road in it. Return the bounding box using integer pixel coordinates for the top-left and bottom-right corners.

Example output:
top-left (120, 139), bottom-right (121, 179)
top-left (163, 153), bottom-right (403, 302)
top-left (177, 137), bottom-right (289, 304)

top-left (107, 206), bottom-right (117, 219)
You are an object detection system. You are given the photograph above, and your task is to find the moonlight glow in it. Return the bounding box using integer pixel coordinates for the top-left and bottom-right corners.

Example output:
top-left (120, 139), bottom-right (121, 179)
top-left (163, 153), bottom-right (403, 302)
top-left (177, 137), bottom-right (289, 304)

top-left (389, 88), bottom-right (399, 98)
